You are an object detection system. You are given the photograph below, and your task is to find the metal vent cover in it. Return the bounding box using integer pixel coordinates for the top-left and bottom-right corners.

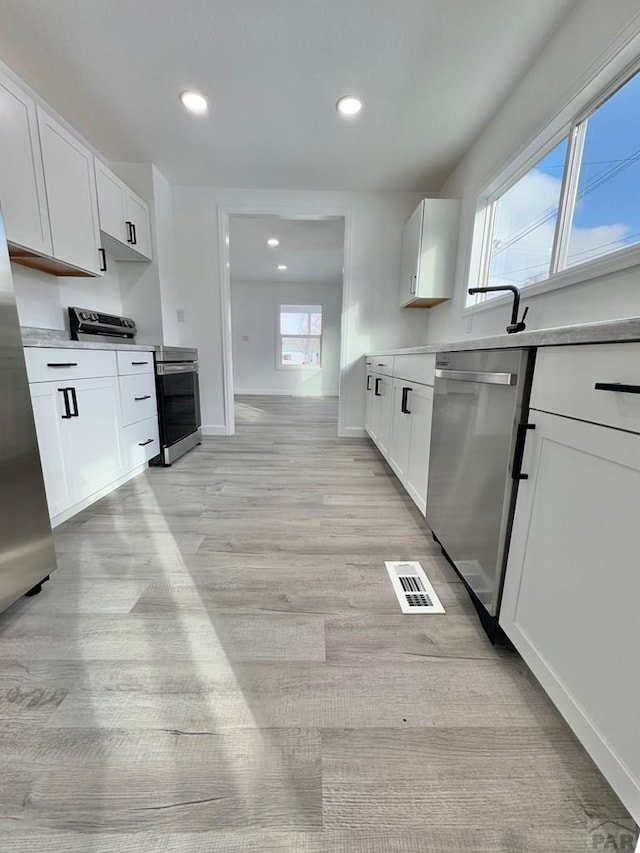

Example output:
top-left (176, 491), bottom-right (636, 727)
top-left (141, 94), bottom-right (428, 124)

top-left (385, 561), bottom-right (445, 614)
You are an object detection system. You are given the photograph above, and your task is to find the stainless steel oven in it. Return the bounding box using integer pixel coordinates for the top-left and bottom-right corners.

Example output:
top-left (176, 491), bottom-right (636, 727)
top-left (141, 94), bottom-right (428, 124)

top-left (153, 346), bottom-right (202, 466)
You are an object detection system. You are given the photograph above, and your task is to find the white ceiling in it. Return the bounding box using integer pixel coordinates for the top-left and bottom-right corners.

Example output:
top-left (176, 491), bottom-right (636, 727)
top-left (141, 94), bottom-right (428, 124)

top-left (0, 0), bottom-right (576, 191)
top-left (229, 216), bottom-right (345, 285)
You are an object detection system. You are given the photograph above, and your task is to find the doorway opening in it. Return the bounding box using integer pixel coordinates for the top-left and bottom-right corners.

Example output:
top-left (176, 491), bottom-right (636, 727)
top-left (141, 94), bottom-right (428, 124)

top-left (227, 214), bottom-right (345, 432)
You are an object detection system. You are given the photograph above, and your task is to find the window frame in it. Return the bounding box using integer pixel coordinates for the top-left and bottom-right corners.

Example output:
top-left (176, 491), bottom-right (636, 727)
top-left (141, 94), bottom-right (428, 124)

top-left (466, 51), bottom-right (640, 314)
top-left (276, 303), bottom-right (323, 370)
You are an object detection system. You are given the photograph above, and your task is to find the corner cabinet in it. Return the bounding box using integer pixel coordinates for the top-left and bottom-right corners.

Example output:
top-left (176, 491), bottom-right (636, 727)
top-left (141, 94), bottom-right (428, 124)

top-left (95, 161), bottom-right (153, 261)
top-left (499, 344), bottom-right (640, 823)
top-left (399, 198), bottom-right (460, 308)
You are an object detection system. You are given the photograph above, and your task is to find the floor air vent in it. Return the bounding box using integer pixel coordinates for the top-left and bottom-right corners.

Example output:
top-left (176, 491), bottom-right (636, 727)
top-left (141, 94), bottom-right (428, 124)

top-left (385, 561), bottom-right (445, 614)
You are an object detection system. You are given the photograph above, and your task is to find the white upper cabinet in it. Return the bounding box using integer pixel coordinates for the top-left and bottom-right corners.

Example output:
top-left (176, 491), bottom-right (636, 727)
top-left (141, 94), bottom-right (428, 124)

top-left (0, 70), bottom-right (52, 255)
top-left (125, 187), bottom-right (152, 259)
top-left (399, 198), bottom-right (460, 308)
top-left (37, 106), bottom-right (102, 275)
top-left (95, 161), bottom-right (152, 261)
top-left (95, 161), bottom-right (128, 245)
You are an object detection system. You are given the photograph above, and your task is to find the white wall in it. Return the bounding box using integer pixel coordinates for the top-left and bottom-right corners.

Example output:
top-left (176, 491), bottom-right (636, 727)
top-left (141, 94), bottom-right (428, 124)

top-left (170, 187), bottom-right (430, 435)
top-left (427, 0), bottom-right (640, 344)
top-left (231, 280), bottom-right (342, 396)
top-left (12, 254), bottom-right (123, 330)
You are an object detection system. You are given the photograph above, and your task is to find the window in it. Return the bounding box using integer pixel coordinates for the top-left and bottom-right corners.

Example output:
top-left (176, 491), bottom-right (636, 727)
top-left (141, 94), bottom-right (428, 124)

top-left (278, 304), bottom-right (322, 367)
top-left (470, 63), bottom-right (640, 306)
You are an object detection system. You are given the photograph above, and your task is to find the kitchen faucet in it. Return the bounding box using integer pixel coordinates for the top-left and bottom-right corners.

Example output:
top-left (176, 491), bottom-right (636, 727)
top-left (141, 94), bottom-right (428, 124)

top-left (468, 285), bottom-right (529, 334)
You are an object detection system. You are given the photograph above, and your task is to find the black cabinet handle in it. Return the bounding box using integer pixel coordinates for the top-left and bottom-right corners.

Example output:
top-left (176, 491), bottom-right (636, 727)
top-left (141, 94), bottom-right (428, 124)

top-left (126, 221), bottom-right (133, 243)
top-left (374, 377), bottom-right (381, 397)
top-left (134, 395), bottom-right (151, 401)
top-left (377, 363), bottom-right (385, 367)
top-left (366, 375), bottom-right (371, 391)
top-left (131, 223), bottom-right (137, 245)
top-left (131, 361), bottom-right (149, 366)
top-left (138, 438), bottom-right (154, 447)
top-left (59, 388), bottom-right (72, 419)
top-left (47, 362), bottom-right (78, 368)
top-left (512, 423), bottom-right (535, 480)
top-left (401, 386), bottom-right (412, 414)
top-left (98, 247), bottom-right (107, 272)
top-left (594, 382), bottom-right (640, 394)
top-left (69, 387), bottom-right (79, 417)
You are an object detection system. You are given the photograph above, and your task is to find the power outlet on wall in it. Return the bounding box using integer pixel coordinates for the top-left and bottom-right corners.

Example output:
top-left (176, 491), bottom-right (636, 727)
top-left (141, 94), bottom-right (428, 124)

top-left (176, 308), bottom-right (185, 323)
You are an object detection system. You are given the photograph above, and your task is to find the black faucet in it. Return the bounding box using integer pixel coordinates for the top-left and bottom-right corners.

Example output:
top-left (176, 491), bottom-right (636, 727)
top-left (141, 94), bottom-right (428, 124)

top-left (468, 285), bottom-right (529, 334)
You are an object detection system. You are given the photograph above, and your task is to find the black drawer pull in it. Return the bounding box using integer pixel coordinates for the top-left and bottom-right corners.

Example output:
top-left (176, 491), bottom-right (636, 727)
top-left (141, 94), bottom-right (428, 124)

top-left (401, 386), bottom-right (412, 414)
top-left (131, 361), bottom-right (149, 366)
top-left (366, 375), bottom-right (371, 391)
top-left (377, 363), bottom-right (385, 367)
top-left (138, 438), bottom-right (154, 447)
top-left (374, 377), bottom-right (381, 397)
top-left (134, 395), bottom-right (152, 401)
top-left (594, 382), bottom-right (640, 395)
top-left (98, 247), bottom-right (107, 272)
top-left (126, 221), bottom-right (133, 243)
top-left (47, 362), bottom-right (78, 368)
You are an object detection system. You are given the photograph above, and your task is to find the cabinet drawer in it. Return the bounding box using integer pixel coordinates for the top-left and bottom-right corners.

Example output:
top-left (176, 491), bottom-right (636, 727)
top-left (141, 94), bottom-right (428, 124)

top-left (531, 344), bottom-right (640, 434)
top-left (117, 350), bottom-right (154, 376)
top-left (394, 354), bottom-right (435, 386)
top-left (119, 373), bottom-right (157, 426)
top-left (366, 354), bottom-right (395, 376)
top-left (25, 347), bottom-right (117, 383)
top-left (122, 416), bottom-right (159, 471)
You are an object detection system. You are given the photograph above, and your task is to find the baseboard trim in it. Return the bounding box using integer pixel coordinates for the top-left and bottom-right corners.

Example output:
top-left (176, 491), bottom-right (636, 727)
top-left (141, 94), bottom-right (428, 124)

top-left (235, 389), bottom-right (339, 397)
top-left (51, 462), bottom-right (149, 528)
top-left (201, 425), bottom-right (229, 436)
top-left (339, 426), bottom-right (367, 438)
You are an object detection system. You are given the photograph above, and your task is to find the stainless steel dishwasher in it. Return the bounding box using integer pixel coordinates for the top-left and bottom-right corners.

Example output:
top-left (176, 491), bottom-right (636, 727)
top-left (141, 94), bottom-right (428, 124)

top-left (426, 348), bottom-right (535, 639)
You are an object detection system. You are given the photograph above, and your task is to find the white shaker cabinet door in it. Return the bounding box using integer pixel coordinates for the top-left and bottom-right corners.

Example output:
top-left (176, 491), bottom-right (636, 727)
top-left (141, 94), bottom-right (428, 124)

top-left (66, 376), bottom-right (123, 502)
top-left (95, 160), bottom-right (128, 245)
top-left (125, 188), bottom-right (152, 260)
top-left (37, 106), bottom-right (102, 275)
top-left (398, 203), bottom-right (422, 307)
top-left (404, 382), bottom-right (433, 514)
top-left (29, 383), bottom-right (74, 519)
top-left (388, 379), bottom-right (411, 478)
top-left (0, 72), bottom-right (52, 254)
top-left (500, 411), bottom-right (640, 821)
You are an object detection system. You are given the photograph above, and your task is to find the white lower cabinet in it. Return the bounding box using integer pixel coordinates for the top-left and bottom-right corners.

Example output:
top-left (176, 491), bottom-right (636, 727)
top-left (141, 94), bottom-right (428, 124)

top-left (364, 353), bottom-right (435, 514)
top-left (30, 377), bottom-right (121, 518)
top-left (29, 383), bottom-right (74, 518)
top-left (28, 347), bottom-right (158, 525)
top-left (500, 410), bottom-right (640, 821)
top-left (388, 379), bottom-right (433, 513)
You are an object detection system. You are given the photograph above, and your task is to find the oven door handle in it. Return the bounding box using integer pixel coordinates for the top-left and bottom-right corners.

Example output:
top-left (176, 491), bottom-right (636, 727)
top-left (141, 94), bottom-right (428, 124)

top-left (156, 362), bottom-right (199, 375)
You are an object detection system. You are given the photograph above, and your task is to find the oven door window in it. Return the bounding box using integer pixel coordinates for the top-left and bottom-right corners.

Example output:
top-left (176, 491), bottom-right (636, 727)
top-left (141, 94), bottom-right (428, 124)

top-left (157, 371), bottom-right (201, 445)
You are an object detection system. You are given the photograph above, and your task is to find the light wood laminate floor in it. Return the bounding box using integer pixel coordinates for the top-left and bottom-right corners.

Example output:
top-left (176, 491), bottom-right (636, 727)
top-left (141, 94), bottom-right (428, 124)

top-left (0, 395), bottom-right (634, 852)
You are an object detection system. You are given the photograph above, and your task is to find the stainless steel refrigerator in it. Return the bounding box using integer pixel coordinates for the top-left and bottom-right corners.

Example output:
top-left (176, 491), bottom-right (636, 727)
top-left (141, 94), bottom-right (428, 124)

top-left (0, 207), bottom-right (56, 613)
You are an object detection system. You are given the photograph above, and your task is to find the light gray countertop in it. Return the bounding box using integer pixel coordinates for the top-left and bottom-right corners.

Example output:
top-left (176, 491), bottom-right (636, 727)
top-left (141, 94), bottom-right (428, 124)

top-left (367, 316), bottom-right (640, 357)
top-left (20, 327), bottom-right (158, 352)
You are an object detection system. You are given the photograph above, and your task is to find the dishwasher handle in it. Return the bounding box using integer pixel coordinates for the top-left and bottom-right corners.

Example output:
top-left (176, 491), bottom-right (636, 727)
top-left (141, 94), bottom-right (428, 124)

top-left (435, 368), bottom-right (517, 386)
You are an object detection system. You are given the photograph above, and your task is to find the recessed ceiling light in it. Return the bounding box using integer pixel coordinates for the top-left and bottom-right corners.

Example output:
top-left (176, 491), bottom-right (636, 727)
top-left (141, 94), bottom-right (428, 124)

top-left (277, 264), bottom-right (287, 271)
top-left (179, 90), bottom-right (208, 114)
top-left (267, 238), bottom-right (280, 247)
top-left (336, 96), bottom-right (362, 117)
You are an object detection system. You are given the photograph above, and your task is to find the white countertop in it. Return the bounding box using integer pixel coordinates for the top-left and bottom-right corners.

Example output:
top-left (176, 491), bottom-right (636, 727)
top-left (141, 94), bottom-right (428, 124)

top-left (367, 316), bottom-right (640, 357)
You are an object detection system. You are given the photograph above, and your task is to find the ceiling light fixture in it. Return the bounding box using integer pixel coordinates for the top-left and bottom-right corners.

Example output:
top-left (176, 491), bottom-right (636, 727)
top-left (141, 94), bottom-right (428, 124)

top-left (179, 90), bottom-right (208, 115)
top-left (267, 238), bottom-right (280, 247)
top-left (336, 95), bottom-right (362, 117)
top-left (277, 264), bottom-right (287, 271)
